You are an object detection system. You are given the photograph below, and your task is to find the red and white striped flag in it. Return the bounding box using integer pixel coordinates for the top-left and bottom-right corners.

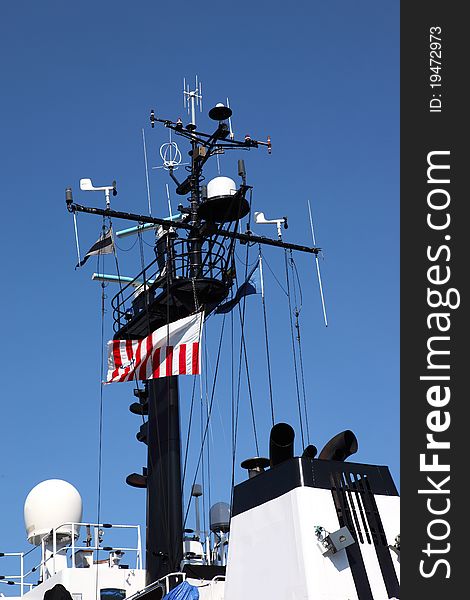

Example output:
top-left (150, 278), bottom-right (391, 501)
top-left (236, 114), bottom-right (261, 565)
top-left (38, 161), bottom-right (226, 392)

top-left (106, 312), bottom-right (203, 383)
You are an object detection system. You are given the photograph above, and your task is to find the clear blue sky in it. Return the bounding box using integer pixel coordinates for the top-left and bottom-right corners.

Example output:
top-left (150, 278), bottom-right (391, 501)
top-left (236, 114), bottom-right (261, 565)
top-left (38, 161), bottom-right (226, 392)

top-left (0, 0), bottom-right (399, 580)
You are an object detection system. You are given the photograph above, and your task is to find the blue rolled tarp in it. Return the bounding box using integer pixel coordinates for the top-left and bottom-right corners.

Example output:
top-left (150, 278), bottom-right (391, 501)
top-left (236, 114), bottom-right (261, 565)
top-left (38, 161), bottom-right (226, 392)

top-left (162, 581), bottom-right (199, 600)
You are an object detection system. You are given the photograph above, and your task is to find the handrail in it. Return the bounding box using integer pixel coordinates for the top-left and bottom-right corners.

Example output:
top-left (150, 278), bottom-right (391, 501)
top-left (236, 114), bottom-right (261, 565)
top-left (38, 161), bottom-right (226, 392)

top-left (125, 572), bottom-right (187, 600)
top-left (111, 236), bottom-right (230, 332)
top-left (0, 552), bottom-right (27, 596)
top-left (2, 521), bottom-right (143, 596)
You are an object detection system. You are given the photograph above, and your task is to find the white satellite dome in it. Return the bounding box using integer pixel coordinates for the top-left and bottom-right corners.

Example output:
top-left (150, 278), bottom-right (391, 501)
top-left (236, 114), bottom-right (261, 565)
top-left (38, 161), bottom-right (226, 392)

top-left (24, 479), bottom-right (83, 546)
top-left (207, 176), bottom-right (236, 199)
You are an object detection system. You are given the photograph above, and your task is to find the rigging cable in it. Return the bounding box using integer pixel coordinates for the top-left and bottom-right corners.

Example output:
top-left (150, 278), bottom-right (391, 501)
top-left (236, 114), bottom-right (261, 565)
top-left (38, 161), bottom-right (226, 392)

top-left (107, 217), bottom-right (125, 314)
top-left (261, 253), bottom-right (288, 296)
top-left (230, 305), bottom-right (236, 506)
top-left (137, 229), bottom-right (147, 277)
top-left (203, 331), bottom-right (212, 526)
top-left (200, 378), bottom-right (207, 542)
top-left (236, 257), bottom-right (260, 456)
top-left (96, 220), bottom-right (108, 523)
top-left (289, 251), bottom-right (311, 443)
top-left (164, 247), bottom-right (175, 570)
top-left (181, 376), bottom-right (198, 492)
top-left (113, 235), bottom-right (139, 252)
top-left (237, 191), bottom-right (260, 451)
top-left (284, 248), bottom-right (305, 449)
top-left (230, 244), bottom-right (260, 508)
top-left (182, 314), bottom-right (227, 531)
top-left (258, 246), bottom-right (275, 426)
top-left (95, 219), bottom-right (107, 600)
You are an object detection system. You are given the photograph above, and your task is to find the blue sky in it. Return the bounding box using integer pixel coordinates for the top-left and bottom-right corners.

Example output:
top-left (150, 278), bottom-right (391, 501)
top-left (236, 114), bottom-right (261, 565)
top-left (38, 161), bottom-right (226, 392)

top-left (0, 0), bottom-right (399, 581)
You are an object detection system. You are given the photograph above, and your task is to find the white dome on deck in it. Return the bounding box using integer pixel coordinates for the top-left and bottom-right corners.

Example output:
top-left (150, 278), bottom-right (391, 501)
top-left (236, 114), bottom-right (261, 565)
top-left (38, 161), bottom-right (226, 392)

top-left (24, 479), bottom-right (83, 546)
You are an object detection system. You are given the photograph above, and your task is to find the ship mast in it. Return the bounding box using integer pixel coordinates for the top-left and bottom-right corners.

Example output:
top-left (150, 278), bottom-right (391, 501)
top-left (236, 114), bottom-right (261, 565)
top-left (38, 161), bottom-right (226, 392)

top-left (66, 82), bottom-right (321, 587)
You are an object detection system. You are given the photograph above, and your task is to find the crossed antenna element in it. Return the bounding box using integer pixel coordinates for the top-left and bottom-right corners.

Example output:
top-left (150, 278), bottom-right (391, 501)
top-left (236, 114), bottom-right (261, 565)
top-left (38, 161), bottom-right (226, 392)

top-left (183, 75), bottom-right (203, 129)
top-left (80, 178), bottom-right (117, 209)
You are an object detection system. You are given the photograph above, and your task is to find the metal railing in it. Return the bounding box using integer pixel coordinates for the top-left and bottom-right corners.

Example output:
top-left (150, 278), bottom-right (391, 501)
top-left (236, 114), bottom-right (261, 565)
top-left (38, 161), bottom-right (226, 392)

top-left (125, 572), bottom-right (225, 600)
top-left (1, 522), bottom-right (142, 597)
top-left (0, 553), bottom-right (34, 596)
top-left (111, 236), bottom-right (230, 332)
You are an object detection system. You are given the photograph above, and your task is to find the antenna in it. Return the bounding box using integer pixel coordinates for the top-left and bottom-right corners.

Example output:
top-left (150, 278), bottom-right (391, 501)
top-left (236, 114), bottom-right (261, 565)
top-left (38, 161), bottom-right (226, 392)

top-left (183, 75), bottom-right (203, 130)
top-left (157, 133), bottom-right (184, 171)
top-left (254, 211), bottom-right (288, 240)
top-left (142, 128), bottom-right (152, 215)
top-left (308, 200), bottom-right (328, 327)
top-left (226, 97), bottom-right (234, 139)
top-left (79, 178), bottom-right (117, 209)
top-left (165, 184), bottom-right (173, 219)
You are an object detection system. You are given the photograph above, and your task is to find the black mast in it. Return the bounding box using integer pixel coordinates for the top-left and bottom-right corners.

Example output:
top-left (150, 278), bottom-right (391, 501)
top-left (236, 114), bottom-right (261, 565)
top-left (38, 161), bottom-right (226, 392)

top-left (146, 376), bottom-right (183, 582)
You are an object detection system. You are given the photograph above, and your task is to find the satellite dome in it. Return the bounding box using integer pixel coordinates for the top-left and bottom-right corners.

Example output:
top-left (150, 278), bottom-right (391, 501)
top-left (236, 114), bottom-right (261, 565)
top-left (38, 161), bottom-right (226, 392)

top-left (210, 502), bottom-right (231, 533)
top-left (24, 479), bottom-right (83, 546)
top-left (207, 177), bottom-right (236, 200)
top-left (197, 177), bottom-right (249, 223)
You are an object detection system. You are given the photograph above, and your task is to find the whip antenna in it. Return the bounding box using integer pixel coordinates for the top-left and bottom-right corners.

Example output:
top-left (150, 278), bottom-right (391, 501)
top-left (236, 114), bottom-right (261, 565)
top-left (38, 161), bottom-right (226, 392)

top-left (226, 97), bottom-right (234, 139)
top-left (142, 128), bottom-right (152, 215)
top-left (165, 183), bottom-right (173, 219)
top-left (308, 200), bottom-right (328, 327)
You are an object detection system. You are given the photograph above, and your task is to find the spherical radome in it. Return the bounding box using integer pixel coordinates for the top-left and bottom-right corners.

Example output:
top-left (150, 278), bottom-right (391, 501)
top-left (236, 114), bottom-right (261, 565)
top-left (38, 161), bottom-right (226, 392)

top-left (24, 479), bottom-right (83, 546)
top-left (207, 177), bottom-right (236, 199)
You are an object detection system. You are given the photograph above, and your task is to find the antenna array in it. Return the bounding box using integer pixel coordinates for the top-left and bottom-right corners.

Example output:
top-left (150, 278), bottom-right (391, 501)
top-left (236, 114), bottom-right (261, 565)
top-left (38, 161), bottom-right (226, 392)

top-left (183, 76), bottom-right (203, 129)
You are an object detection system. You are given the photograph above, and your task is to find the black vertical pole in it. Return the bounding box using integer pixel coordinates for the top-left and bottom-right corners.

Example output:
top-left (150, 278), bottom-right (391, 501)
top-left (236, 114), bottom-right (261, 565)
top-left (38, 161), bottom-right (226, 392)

top-left (145, 376), bottom-right (183, 584)
top-left (144, 139), bottom-right (201, 585)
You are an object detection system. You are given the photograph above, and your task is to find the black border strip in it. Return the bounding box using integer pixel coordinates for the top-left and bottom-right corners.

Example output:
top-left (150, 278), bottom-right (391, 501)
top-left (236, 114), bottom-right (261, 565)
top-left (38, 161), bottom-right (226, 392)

top-left (401, 3), bottom-right (465, 597)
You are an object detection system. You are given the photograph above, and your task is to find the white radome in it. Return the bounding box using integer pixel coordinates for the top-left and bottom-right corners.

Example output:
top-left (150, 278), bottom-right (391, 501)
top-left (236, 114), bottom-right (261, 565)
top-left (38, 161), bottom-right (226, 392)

top-left (24, 479), bottom-right (83, 546)
top-left (207, 177), bottom-right (236, 199)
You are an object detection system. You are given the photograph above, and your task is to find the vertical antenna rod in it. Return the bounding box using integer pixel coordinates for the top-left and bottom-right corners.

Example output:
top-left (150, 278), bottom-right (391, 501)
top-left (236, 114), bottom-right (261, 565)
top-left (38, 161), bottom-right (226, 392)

top-left (308, 200), bottom-right (328, 327)
top-left (226, 97), bottom-right (234, 139)
top-left (183, 76), bottom-right (203, 130)
top-left (165, 184), bottom-right (173, 218)
top-left (142, 128), bottom-right (152, 215)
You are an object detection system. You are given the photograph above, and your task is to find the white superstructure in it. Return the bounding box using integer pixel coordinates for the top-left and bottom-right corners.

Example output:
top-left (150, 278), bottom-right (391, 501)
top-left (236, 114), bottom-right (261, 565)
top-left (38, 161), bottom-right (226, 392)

top-left (225, 457), bottom-right (400, 600)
